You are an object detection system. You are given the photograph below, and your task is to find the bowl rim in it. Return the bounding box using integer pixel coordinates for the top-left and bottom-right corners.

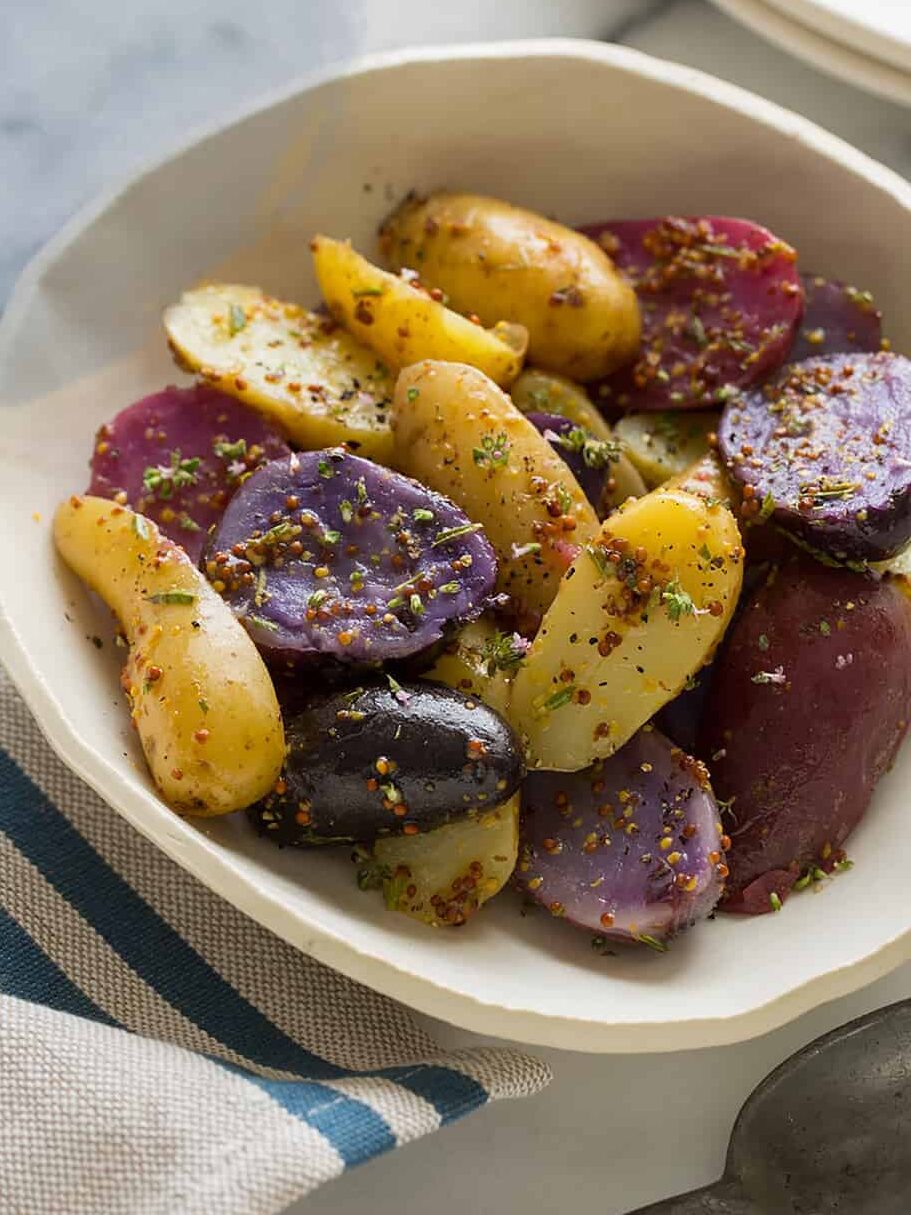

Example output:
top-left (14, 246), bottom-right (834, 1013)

top-left (2, 37), bottom-right (910, 1053)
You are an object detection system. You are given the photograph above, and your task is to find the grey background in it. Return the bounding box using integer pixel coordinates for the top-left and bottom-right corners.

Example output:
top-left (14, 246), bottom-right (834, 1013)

top-left (5, 2), bottom-right (910, 1213)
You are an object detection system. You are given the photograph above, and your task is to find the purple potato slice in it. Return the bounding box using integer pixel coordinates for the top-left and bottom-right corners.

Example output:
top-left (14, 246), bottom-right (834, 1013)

top-left (719, 351), bottom-right (911, 562)
top-left (249, 680), bottom-right (524, 845)
top-left (206, 448), bottom-right (497, 666)
top-left (517, 726), bottom-right (726, 947)
top-left (791, 273), bottom-right (883, 363)
top-left (581, 216), bottom-right (803, 411)
top-left (698, 555), bottom-right (911, 912)
top-left (88, 384), bottom-right (290, 561)
top-left (525, 412), bottom-right (616, 515)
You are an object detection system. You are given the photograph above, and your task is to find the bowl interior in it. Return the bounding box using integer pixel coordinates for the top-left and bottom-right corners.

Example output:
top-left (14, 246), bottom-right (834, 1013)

top-left (2, 43), bottom-right (909, 1051)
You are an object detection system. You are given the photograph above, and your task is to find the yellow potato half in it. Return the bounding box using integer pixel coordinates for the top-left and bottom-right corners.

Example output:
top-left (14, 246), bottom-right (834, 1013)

top-left (311, 235), bottom-right (526, 388)
top-left (511, 488), bottom-right (743, 770)
top-left (392, 361), bottom-right (599, 626)
top-left (380, 192), bottom-right (641, 380)
top-left (54, 496), bottom-right (284, 815)
top-left (164, 283), bottom-right (396, 463)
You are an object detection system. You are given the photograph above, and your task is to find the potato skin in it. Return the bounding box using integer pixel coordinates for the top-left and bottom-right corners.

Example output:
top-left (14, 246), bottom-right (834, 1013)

top-left (392, 361), bottom-right (599, 626)
top-left (311, 236), bottom-right (526, 387)
top-left (380, 193), bottom-right (641, 381)
top-left (53, 496), bottom-right (284, 815)
top-left (699, 557), bottom-right (911, 908)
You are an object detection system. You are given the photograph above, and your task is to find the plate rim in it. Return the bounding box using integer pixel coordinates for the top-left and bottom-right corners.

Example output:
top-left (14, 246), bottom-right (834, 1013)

top-left (712, 0), bottom-right (911, 107)
top-left (3, 36), bottom-right (911, 1054)
top-left (761, 0), bottom-right (911, 76)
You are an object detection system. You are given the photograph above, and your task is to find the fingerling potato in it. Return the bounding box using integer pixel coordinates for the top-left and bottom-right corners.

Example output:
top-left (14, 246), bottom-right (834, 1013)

top-left (311, 236), bottom-right (526, 388)
top-left (369, 796), bottom-right (520, 927)
top-left (54, 496), bottom-right (285, 815)
top-left (379, 193), bottom-right (641, 381)
top-left (511, 487), bottom-right (743, 770)
top-left (163, 284), bottom-right (396, 462)
top-left (392, 361), bottom-right (599, 625)
top-left (423, 616), bottom-right (522, 717)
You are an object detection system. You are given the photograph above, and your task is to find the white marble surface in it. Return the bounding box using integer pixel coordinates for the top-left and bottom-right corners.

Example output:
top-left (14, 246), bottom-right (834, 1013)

top-left (5, 2), bottom-right (911, 1212)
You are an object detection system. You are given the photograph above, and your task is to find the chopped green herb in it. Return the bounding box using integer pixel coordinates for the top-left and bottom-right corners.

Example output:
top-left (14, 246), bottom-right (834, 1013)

top-left (348, 569), bottom-right (365, 591)
top-left (819, 619), bottom-right (832, 636)
top-left (757, 491), bottom-right (776, 523)
top-left (635, 933), bottom-right (669, 953)
top-left (318, 459), bottom-right (336, 479)
top-left (406, 387), bottom-right (420, 402)
top-left (587, 545), bottom-right (612, 579)
top-left (698, 543), bottom-right (712, 561)
top-left (197, 697), bottom-right (209, 714)
top-left (307, 589), bottom-right (328, 609)
top-left (544, 685), bottom-right (576, 712)
top-left (662, 577), bottom-right (696, 622)
top-left (769, 892), bottom-right (783, 912)
top-left (551, 426), bottom-right (620, 469)
top-left (145, 590), bottom-right (196, 605)
top-left (512, 541), bottom-right (542, 560)
top-left (687, 314), bottom-right (708, 349)
top-left (227, 304), bottom-right (247, 335)
top-left (322, 528), bottom-right (341, 546)
top-left (412, 507), bottom-right (434, 523)
top-left (835, 858), bottom-right (854, 873)
top-left (383, 867), bottom-right (411, 910)
top-left (554, 483), bottom-right (573, 515)
top-left (438, 581), bottom-right (460, 594)
top-left (758, 634), bottom-right (770, 651)
top-left (262, 521), bottom-right (295, 545)
top-left (356, 861), bottom-right (391, 892)
top-left (481, 631), bottom-right (530, 677)
top-left (247, 614), bottom-right (278, 632)
top-left (351, 286), bottom-right (385, 297)
top-left (212, 437), bottom-right (247, 461)
top-left (177, 513), bottom-right (201, 532)
top-left (684, 673), bottom-right (700, 692)
top-left (431, 521), bottom-right (484, 548)
top-left (409, 594), bottom-right (425, 616)
top-left (142, 450), bottom-right (201, 500)
top-left (386, 596), bottom-right (404, 610)
top-left (472, 431), bottom-right (511, 469)
top-left (339, 500), bottom-right (354, 524)
top-left (356, 477), bottom-right (368, 504)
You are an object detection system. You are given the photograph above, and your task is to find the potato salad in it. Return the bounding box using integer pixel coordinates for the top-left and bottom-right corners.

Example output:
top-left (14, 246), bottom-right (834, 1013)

top-left (56, 194), bottom-right (911, 946)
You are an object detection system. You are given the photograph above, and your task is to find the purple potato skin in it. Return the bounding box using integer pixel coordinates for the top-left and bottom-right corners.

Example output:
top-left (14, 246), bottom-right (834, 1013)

top-left (207, 448), bottom-right (497, 668)
top-left (525, 412), bottom-right (611, 516)
top-left (698, 556), bottom-right (911, 912)
top-left (790, 274), bottom-right (883, 363)
top-left (249, 680), bottom-right (524, 846)
top-left (518, 727), bottom-right (726, 946)
top-left (88, 384), bottom-right (290, 562)
top-left (581, 216), bottom-right (803, 411)
top-left (719, 351), bottom-right (911, 562)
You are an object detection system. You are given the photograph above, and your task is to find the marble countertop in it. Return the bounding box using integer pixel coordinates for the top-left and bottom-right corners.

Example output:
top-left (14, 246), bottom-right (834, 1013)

top-left (5, 2), bottom-right (910, 1212)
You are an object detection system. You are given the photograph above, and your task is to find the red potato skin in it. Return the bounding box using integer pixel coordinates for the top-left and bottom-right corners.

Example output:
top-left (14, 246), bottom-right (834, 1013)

top-left (698, 556), bottom-right (911, 912)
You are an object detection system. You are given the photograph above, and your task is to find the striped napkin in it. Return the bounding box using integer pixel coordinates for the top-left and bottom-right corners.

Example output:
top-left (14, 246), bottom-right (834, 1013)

top-left (0, 668), bottom-right (550, 1214)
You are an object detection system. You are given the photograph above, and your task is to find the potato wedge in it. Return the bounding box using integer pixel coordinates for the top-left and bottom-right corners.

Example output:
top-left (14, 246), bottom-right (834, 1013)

top-left (311, 236), bottom-right (526, 388)
top-left (511, 488), bottom-right (743, 770)
top-left (369, 796), bottom-right (519, 926)
top-left (163, 284), bottom-right (395, 463)
top-left (392, 361), bottom-right (599, 625)
top-left (615, 410), bottom-right (718, 488)
top-left (54, 496), bottom-right (284, 815)
top-left (379, 192), bottom-right (641, 380)
top-left (423, 617), bottom-right (520, 717)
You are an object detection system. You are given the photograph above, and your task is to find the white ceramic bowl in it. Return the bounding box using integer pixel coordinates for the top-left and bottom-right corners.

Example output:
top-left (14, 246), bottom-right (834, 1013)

top-left (2, 40), bottom-right (910, 1053)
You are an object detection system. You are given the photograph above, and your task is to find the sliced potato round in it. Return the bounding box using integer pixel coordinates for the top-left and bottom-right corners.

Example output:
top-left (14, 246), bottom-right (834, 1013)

top-left (392, 361), bottom-right (600, 626)
top-left (511, 487), bottom-right (744, 771)
top-left (370, 796), bottom-right (519, 926)
top-left (311, 236), bottom-right (526, 388)
top-left (423, 616), bottom-right (520, 717)
top-left (614, 411), bottom-right (718, 488)
top-left (163, 284), bottom-right (396, 463)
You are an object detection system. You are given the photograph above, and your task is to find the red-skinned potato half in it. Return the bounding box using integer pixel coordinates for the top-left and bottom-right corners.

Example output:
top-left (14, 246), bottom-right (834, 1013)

top-left (698, 555), bottom-right (911, 913)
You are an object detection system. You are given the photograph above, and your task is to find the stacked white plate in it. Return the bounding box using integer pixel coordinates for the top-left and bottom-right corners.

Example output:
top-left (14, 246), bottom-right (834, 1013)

top-left (713, 0), bottom-right (911, 105)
